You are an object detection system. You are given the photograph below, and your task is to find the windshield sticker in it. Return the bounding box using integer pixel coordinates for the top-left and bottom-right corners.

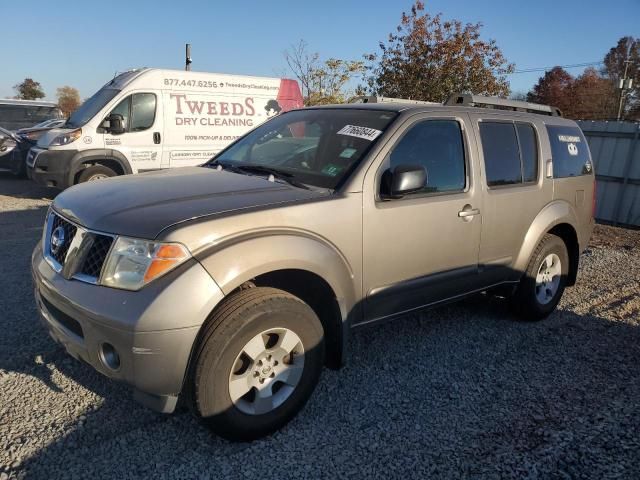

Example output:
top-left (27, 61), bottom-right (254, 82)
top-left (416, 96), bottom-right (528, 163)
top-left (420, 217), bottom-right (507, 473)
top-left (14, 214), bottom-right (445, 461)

top-left (321, 164), bottom-right (344, 177)
top-left (337, 125), bottom-right (382, 141)
top-left (339, 147), bottom-right (357, 159)
top-left (558, 134), bottom-right (581, 143)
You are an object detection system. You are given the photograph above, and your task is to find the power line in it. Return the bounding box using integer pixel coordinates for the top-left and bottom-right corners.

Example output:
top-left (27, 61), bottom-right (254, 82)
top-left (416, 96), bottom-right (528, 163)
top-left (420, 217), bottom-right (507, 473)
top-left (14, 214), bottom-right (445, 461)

top-left (507, 61), bottom-right (605, 75)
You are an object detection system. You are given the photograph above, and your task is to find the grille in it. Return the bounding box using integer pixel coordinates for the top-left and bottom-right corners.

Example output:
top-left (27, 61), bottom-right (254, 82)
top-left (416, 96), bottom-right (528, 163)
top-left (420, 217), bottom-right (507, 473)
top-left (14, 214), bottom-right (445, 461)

top-left (49, 214), bottom-right (77, 266)
top-left (80, 235), bottom-right (114, 278)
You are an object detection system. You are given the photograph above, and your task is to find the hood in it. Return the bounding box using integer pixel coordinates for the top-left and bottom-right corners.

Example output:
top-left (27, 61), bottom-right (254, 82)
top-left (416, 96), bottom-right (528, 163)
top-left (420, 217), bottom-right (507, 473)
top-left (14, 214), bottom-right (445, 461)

top-left (37, 127), bottom-right (74, 148)
top-left (53, 167), bottom-right (329, 238)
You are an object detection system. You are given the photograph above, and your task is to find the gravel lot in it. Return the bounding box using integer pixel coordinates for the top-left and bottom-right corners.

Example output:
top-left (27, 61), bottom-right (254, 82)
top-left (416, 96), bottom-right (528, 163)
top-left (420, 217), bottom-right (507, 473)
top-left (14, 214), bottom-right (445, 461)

top-left (1, 172), bottom-right (639, 479)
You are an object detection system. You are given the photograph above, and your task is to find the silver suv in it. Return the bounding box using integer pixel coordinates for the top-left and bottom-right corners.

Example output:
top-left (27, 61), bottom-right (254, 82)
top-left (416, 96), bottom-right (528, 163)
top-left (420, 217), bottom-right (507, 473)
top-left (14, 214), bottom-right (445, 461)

top-left (32, 95), bottom-right (595, 440)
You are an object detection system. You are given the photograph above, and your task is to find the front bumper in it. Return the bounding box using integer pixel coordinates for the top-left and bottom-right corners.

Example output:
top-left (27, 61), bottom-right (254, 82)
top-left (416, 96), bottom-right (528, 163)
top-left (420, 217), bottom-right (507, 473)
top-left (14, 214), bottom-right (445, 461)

top-left (31, 242), bottom-right (224, 412)
top-left (27, 148), bottom-right (76, 189)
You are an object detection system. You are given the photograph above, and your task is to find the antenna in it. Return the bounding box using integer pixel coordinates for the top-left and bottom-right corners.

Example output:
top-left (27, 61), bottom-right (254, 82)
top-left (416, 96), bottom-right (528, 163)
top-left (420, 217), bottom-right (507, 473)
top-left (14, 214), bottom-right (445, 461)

top-left (185, 44), bottom-right (192, 71)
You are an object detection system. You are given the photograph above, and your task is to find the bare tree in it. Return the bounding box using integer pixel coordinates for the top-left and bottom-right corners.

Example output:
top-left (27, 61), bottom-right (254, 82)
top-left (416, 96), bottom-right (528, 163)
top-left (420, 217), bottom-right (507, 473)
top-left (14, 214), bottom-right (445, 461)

top-left (283, 40), bottom-right (320, 103)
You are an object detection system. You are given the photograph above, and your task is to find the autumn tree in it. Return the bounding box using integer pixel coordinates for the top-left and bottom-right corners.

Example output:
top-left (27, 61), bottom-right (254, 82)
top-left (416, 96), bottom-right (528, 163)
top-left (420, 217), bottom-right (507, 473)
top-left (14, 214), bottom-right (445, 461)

top-left (13, 78), bottom-right (45, 100)
top-left (570, 68), bottom-right (617, 120)
top-left (363, 1), bottom-right (514, 102)
top-left (56, 86), bottom-right (81, 117)
top-left (603, 36), bottom-right (639, 120)
top-left (527, 67), bottom-right (574, 115)
top-left (284, 40), bottom-right (365, 105)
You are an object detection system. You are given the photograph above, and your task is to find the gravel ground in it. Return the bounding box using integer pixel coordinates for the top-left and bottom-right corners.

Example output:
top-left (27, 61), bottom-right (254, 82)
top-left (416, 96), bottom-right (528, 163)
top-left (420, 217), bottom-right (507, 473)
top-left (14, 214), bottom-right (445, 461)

top-left (1, 172), bottom-right (639, 479)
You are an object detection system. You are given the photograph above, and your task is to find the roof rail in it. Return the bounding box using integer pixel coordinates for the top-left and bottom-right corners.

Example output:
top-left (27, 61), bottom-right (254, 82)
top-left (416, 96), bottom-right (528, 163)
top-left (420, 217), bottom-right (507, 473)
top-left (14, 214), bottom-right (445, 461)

top-left (350, 95), bottom-right (438, 105)
top-left (445, 94), bottom-right (562, 117)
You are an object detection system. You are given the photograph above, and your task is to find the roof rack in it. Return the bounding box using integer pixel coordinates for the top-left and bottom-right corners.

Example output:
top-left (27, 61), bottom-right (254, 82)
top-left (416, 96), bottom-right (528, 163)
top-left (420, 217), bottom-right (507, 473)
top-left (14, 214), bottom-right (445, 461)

top-left (445, 94), bottom-right (562, 117)
top-left (350, 96), bottom-right (438, 105)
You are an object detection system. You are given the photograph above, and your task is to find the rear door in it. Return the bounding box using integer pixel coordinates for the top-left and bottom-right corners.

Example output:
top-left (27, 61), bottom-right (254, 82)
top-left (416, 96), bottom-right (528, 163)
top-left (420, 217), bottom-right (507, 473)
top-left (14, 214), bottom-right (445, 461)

top-left (471, 113), bottom-right (552, 283)
top-left (102, 91), bottom-right (163, 172)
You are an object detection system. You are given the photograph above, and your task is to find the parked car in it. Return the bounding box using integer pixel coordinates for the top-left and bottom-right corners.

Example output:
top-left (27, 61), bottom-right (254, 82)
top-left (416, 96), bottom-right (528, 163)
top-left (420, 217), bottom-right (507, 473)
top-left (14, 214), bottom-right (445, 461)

top-left (0, 99), bottom-right (63, 131)
top-left (27, 67), bottom-right (303, 188)
top-left (0, 126), bottom-right (31, 176)
top-left (31, 95), bottom-right (595, 441)
top-left (17, 118), bottom-right (67, 141)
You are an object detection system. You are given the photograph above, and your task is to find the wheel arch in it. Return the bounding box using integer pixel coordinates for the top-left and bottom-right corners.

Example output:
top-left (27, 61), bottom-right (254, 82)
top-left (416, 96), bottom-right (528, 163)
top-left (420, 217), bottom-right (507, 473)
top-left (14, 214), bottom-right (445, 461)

top-left (196, 233), bottom-right (358, 368)
top-left (514, 200), bottom-right (581, 286)
top-left (68, 149), bottom-right (133, 185)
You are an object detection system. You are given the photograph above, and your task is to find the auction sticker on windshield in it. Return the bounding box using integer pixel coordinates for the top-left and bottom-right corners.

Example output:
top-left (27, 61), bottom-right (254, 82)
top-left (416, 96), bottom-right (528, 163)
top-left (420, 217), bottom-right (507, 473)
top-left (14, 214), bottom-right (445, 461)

top-left (337, 125), bottom-right (382, 141)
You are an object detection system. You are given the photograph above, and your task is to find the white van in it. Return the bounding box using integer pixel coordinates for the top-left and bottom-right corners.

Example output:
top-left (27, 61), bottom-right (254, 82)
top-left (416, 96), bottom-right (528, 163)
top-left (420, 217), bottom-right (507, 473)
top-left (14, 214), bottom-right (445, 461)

top-left (27, 68), bottom-right (303, 188)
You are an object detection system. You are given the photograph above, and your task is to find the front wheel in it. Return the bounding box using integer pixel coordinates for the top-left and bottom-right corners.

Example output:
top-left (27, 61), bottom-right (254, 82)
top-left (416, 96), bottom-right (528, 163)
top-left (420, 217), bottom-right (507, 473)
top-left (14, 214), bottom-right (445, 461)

top-left (77, 165), bottom-right (117, 183)
top-left (191, 287), bottom-right (325, 441)
top-left (510, 234), bottom-right (569, 321)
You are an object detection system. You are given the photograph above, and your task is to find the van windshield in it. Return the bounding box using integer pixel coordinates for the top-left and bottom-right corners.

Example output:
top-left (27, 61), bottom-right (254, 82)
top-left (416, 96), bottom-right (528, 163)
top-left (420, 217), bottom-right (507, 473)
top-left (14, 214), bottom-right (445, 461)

top-left (66, 88), bottom-right (120, 128)
top-left (209, 108), bottom-right (397, 190)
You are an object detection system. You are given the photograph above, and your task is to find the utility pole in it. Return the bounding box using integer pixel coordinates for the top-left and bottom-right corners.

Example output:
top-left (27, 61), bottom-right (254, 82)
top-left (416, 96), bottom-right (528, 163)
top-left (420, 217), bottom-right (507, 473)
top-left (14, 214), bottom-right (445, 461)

top-left (617, 58), bottom-right (633, 121)
top-left (185, 44), bottom-right (192, 71)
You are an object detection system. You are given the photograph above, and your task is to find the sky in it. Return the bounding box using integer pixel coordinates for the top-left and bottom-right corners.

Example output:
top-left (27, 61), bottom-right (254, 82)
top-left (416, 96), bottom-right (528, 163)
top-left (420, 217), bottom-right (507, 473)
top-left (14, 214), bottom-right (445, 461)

top-left (2, 0), bottom-right (638, 101)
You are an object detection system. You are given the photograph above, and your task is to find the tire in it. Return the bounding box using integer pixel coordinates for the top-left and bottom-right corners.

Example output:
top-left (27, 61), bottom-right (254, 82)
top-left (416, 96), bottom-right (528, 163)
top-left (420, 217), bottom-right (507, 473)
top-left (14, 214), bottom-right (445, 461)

top-left (76, 165), bottom-right (117, 184)
top-left (510, 234), bottom-right (569, 321)
top-left (191, 287), bottom-right (325, 441)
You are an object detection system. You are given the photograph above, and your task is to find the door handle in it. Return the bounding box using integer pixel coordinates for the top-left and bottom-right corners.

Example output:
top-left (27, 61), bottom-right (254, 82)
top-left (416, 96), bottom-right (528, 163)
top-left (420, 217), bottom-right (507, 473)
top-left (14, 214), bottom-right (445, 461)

top-left (153, 132), bottom-right (161, 144)
top-left (458, 207), bottom-right (480, 218)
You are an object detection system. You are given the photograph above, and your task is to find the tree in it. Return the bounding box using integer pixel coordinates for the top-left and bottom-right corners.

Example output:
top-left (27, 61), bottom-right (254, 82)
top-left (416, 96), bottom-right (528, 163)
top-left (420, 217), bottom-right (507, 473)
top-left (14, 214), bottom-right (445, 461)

top-left (570, 68), bottom-right (617, 120)
top-left (13, 78), bottom-right (45, 100)
top-left (603, 36), bottom-right (639, 120)
top-left (56, 86), bottom-right (81, 117)
top-left (527, 67), bottom-right (574, 115)
top-left (284, 40), bottom-right (365, 105)
top-left (363, 1), bottom-right (514, 102)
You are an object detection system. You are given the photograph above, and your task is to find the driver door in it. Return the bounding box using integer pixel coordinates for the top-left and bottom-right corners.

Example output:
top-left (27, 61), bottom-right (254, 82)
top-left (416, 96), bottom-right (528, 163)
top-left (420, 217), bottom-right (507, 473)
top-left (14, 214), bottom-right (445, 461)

top-left (361, 113), bottom-right (483, 323)
top-left (102, 92), bottom-right (163, 171)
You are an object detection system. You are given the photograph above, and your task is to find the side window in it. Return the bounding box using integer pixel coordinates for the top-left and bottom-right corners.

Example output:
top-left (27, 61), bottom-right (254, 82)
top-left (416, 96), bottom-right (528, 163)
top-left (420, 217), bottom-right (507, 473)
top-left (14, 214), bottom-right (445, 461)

top-left (107, 93), bottom-right (156, 133)
top-left (516, 123), bottom-right (538, 183)
top-left (479, 122), bottom-right (521, 186)
top-left (387, 120), bottom-right (466, 195)
top-left (131, 93), bottom-right (156, 131)
top-left (546, 125), bottom-right (592, 177)
top-left (109, 97), bottom-right (130, 131)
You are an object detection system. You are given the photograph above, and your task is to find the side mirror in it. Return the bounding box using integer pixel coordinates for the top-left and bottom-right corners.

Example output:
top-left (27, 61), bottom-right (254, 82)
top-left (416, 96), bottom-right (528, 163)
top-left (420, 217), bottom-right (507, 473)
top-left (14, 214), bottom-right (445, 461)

top-left (104, 113), bottom-right (125, 135)
top-left (385, 164), bottom-right (427, 197)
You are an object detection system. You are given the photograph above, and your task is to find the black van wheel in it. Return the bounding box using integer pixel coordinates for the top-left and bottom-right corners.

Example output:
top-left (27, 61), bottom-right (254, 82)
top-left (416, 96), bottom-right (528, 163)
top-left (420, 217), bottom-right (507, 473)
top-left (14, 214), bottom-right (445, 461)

top-left (191, 287), bottom-right (325, 441)
top-left (510, 234), bottom-right (569, 321)
top-left (77, 165), bottom-right (117, 183)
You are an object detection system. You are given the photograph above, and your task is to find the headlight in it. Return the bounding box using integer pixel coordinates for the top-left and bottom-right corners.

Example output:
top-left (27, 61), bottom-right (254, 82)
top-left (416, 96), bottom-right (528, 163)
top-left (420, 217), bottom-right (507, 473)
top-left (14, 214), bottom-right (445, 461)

top-left (49, 128), bottom-right (81, 146)
top-left (101, 237), bottom-right (191, 291)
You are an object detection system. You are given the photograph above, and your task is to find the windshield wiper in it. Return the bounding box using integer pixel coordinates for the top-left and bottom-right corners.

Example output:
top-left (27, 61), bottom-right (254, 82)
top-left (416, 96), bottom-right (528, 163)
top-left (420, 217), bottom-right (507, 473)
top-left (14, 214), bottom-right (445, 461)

top-left (210, 161), bottom-right (310, 190)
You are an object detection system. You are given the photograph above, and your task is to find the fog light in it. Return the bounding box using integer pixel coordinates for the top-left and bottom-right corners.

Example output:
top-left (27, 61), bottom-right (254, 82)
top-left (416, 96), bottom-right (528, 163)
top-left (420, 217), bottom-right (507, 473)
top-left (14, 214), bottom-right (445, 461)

top-left (100, 343), bottom-right (121, 371)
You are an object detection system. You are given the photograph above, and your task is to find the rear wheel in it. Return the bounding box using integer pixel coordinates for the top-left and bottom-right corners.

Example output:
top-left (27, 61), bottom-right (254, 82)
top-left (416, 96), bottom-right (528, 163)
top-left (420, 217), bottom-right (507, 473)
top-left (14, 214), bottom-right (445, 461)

top-left (510, 234), bottom-right (569, 321)
top-left (191, 287), bottom-right (324, 441)
top-left (77, 165), bottom-right (117, 184)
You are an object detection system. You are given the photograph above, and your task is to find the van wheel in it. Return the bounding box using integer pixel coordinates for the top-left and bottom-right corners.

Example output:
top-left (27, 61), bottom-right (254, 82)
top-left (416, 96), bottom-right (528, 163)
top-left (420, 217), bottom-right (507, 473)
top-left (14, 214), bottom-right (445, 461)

top-left (510, 234), bottom-right (569, 321)
top-left (77, 165), bottom-right (117, 183)
top-left (191, 287), bottom-right (324, 441)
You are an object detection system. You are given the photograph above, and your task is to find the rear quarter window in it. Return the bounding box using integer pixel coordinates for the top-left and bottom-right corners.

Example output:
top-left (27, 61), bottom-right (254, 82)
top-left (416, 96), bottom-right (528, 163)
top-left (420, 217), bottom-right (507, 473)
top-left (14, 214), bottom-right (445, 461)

top-left (547, 125), bottom-right (593, 178)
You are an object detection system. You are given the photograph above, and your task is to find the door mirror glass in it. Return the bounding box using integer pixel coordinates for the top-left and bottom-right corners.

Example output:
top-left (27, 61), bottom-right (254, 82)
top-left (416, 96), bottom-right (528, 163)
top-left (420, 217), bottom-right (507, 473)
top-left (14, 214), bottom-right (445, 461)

top-left (107, 113), bottom-right (126, 135)
top-left (384, 164), bottom-right (428, 197)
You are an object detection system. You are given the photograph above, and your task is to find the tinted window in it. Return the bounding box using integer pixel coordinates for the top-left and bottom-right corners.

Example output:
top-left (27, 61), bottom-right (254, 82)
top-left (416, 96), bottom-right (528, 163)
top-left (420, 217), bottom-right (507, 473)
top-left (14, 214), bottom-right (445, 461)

top-left (131, 93), bottom-right (156, 131)
top-left (480, 122), bottom-right (521, 186)
top-left (547, 125), bottom-right (592, 178)
top-left (516, 123), bottom-right (538, 182)
top-left (388, 120), bottom-right (466, 194)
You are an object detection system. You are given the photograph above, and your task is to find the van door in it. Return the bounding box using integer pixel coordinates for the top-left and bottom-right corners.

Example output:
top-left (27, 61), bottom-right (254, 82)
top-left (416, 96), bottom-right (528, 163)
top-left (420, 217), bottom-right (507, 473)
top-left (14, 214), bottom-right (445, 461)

top-left (361, 113), bottom-right (483, 323)
top-left (102, 92), bottom-right (163, 172)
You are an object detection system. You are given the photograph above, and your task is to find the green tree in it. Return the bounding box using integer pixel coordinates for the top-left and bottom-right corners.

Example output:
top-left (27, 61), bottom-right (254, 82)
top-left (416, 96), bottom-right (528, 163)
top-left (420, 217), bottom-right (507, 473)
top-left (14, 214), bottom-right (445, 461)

top-left (364, 1), bottom-right (514, 102)
top-left (56, 86), bottom-right (81, 117)
top-left (13, 78), bottom-right (45, 100)
top-left (284, 40), bottom-right (365, 105)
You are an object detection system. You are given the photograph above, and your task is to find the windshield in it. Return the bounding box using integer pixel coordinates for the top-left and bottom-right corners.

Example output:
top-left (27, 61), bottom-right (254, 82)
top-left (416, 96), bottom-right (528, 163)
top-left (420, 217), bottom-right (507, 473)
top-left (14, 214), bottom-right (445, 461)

top-left (209, 108), bottom-right (397, 189)
top-left (66, 88), bottom-right (120, 128)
